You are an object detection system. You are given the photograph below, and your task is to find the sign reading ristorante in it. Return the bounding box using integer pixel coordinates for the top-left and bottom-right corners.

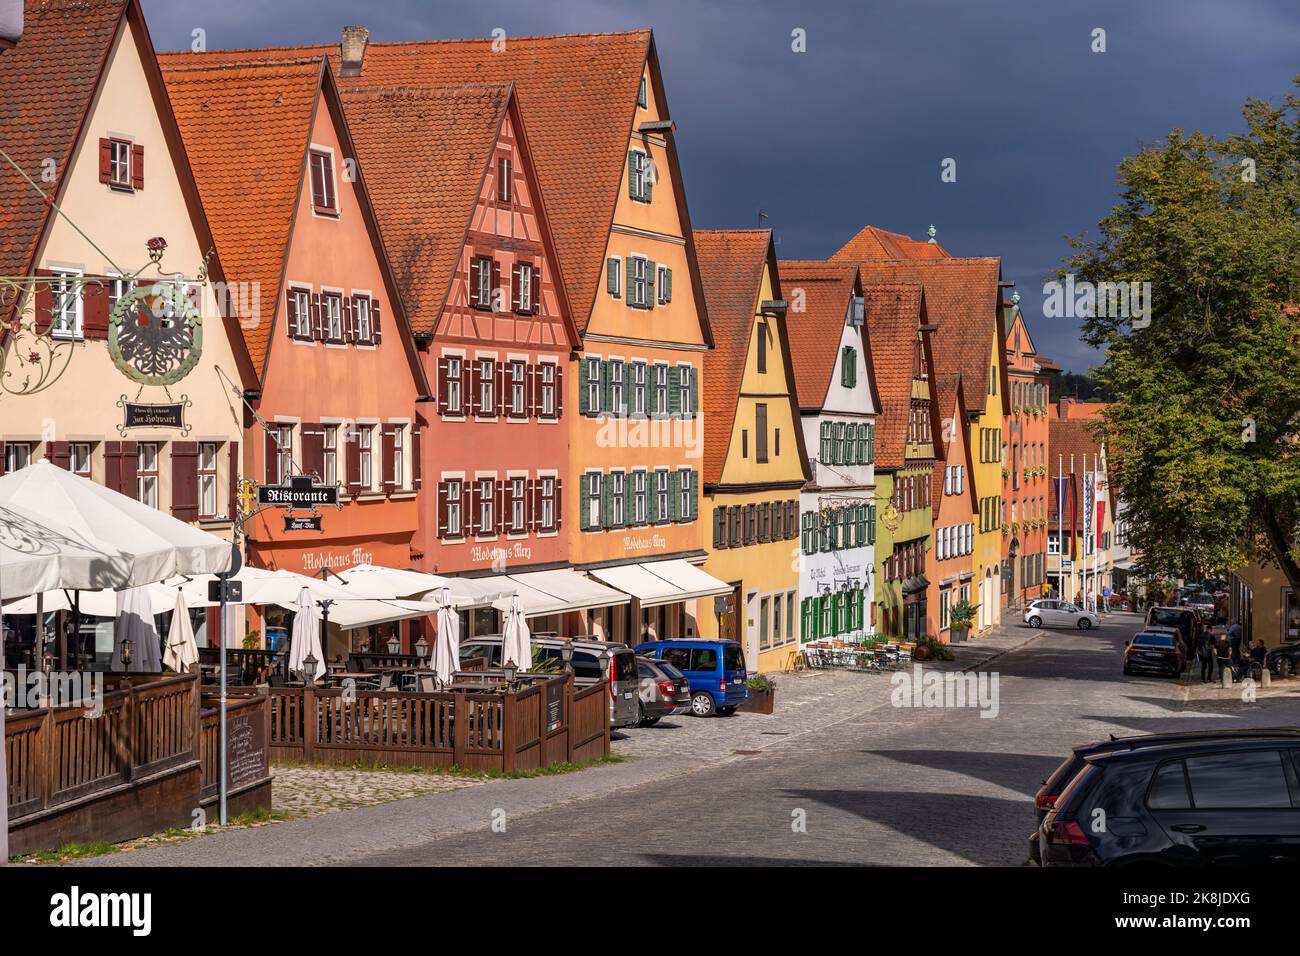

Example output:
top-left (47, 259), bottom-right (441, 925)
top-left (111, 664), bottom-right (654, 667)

top-left (257, 475), bottom-right (339, 508)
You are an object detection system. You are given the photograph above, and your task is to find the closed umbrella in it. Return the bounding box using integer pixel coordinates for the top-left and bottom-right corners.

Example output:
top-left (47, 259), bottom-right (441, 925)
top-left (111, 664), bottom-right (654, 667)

top-left (287, 587), bottom-right (324, 682)
top-left (432, 593), bottom-right (459, 685)
top-left (112, 585), bottom-right (161, 672)
top-left (501, 593), bottom-right (532, 671)
top-left (163, 590), bottom-right (199, 673)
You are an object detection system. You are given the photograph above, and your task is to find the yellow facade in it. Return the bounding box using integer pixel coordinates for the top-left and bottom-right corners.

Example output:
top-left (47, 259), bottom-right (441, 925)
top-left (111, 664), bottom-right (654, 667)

top-left (972, 331), bottom-right (1008, 632)
top-left (695, 256), bottom-right (808, 672)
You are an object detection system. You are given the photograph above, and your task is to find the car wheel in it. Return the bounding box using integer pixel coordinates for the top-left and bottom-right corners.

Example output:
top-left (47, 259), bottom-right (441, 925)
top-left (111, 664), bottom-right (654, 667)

top-left (716, 706), bottom-right (737, 716)
top-left (1028, 616), bottom-right (1042, 628)
top-left (1078, 617), bottom-right (1092, 630)
top-left (690, 692), bottom-right (716, 717)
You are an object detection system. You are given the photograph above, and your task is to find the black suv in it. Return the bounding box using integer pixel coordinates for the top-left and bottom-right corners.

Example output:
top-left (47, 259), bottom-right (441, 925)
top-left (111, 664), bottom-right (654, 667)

top-left (1266, 640), bottom-right (1300, 679)
top-left (1039, 735), bottom-right (1300, 866)
top-left (1027, 728), bottom-right (1300, 864)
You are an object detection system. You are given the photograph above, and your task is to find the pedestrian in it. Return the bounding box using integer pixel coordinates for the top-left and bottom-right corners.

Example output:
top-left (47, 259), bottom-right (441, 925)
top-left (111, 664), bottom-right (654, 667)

top-left (1197, 628), bottom-right (1217, 683)
top-left (1249, 639), bottom-right (1267, 680)
top-left (1216, 632), bottom-right (1233, 682)
top-left (1102, 585), bottom-right (1112, 612)
top-left (1227, 622), bottom-right (1243, 677)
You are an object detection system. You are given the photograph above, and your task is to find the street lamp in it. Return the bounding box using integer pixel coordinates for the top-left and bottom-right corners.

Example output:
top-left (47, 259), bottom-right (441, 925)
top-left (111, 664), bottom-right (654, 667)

top-left (120, 637), bottom-right (133, 669)
top-left (386, 634), bottom-right (401, 656)
top-left (503, 662), bottom-right (518, 686)
top-left (302, 651), bottom-right (317, 685)
top-left (561, 640), bottom-right (574, 675)
top-left (415, 635), bottom-right (429, 665)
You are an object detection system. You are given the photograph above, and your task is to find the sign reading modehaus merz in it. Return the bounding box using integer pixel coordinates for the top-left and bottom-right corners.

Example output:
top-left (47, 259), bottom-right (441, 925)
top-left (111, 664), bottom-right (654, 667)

top-left (256, 475), bottom-right (339, 509)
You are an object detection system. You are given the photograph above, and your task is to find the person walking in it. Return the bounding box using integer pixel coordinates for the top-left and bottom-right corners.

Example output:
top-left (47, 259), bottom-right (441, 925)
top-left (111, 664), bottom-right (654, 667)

top-left (1216, 631), bottom-right (1234, 683)
top-left (1227, 622), bottom-right (1244, 680)
top-left (1102, 585), bottom-right (1112, 613)
top-left (1197, 628), bottom-right (1217, 683)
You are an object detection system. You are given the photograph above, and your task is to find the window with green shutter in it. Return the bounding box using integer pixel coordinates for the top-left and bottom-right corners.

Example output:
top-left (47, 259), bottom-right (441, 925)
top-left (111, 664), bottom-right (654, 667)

top-left (820, 595), bottom-right (832, 636)
top-left (867, 422), bottom-right (875, 463)
top-left (646, 260), bottom-right (656, 306)
top-left (579, 473), bottom-right (591, 531)
top-left (606, 257), bottom-right (620, 298)
top-left (601, 473), bottom-right (614, 529)
top-left (668, 470), bottom-right (681, 521)
top-left (801, 511), bottom-right (814, 554)
top-left (667, 366), bottom-right (681, 416)
top-left (841, 346), bottom-right (856, 388)
top-left (868, 503), bottom-right (876, 544)
top-left (578, 359), bottom-right (590, 416)
top-left (819, 422), bottom-right (832, 463)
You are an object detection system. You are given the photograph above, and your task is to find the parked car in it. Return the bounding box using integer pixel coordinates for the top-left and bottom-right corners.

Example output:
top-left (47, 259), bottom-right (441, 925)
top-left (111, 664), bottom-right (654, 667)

top-left (1145, 605), bottom-right (1200, 656)
top-left (1122, 631), bottom-right (1184, 677)
top-left (635, 657), bottom-right (690, 725)
top-left (1028, 728), bottom-right (1300, 864)
top-left (1023, 600), bottom-right (1100, 630)
top-left (1266, 640), bottom-right (1300, 679)
top-left (636, 638), bottom-right (748, 716)
top-left (1181, 591), bottom-right (1218, 624)
top-left (459, 636), bottom-right (642, 729)
top-left (1039, 735), bottom-right (1300, 866)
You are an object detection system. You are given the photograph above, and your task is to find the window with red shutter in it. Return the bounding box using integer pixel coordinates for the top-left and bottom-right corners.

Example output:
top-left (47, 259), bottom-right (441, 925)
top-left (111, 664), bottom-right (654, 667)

top-left (381, 424), bottom-right (397, 491)
top-left (130, 143), bottom-right (144, 190)
top-left (228, 441), bottom-right (240, 520)
top-left (309, 149), bottom-right (337, 215)
top-left (412, 424), bottom-right (422, 490)
top-left (371, 298), bottom-right (381, 345)
top-left (531, 264), bottom-right (541, 315)
top-left (171, 442), bottom-right (199, 522)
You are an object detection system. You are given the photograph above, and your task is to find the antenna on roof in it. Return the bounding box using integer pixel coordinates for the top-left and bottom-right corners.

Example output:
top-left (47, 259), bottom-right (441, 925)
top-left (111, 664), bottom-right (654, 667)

top-left (926, 224), bottom-right (937, 244)
top-left (757, 208), bottom-right (769, 227)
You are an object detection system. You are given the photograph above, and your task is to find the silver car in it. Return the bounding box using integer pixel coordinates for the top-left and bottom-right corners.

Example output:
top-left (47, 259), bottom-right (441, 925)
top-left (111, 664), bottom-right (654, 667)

top-left (1023, 600), bottom-right (1101, 630)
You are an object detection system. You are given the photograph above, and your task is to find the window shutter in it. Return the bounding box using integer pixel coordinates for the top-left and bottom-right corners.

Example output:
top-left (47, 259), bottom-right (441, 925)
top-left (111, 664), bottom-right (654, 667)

top-left (47, 441), bottom-right (70, 469)
top-left (601, 475), bottom-right (613, 530)
top-left (33, 269), bottom-right (53, 335)
top-left (554, 364), bottom-right (564, 417)
top-left (82, 276), bottom-right (110, 339)
top-left (601, 360), bottom-right (612, 414)
top-left (624, 257), bottom-right (634, 307)
top-left (437, 481), bottom-right (449, 536)
top-left (647, 260), bottom-right (656, 307)
top-left (627, 152), bottom-right (636, 199)
top-left (495, 361), bottom-right (507, 417)
top-left (526, 364), bottom-right (538, 419)
top-left (371, 298), bottom-right (382, 344)
top-left (689, 367), bottom-right (699, 419)
top-left (412, 425), bottom-right (422, 490)
top-left (495, 479), bottom-right (507, 535)
top-left (531, 265), bottom-right (541, 315)
top-left (437, 356), bottom-right (450, 414)
top-left (554, 478), bottom-right (562, 529)
top-left (301, 423), bottom-right (324, 480)
top-left (664, 268), bottom-right (672, 303)
top-left (667, 366), bottom-right (681, 416)
top-left (467, 360), bottom-right (480, 417)
top-left (130, 144), bottom-right (144, 190)
top-left (579, 473), bottom-right (591, 531)
top-left (286, 291), bottom-right (300, 340)
top-left (227, 441), bottom-right (240, 519)
top-left (526, 478), bottom-right (538, 533)
top-left (310, 293), bottom-right (323, 341)
top-left (578, 359), bottom-right (590, 416)
top-left (645, 157), bottom-right (653, 202)
top-left (511, 264), bottom-right (522, 311)
top-left (490, 262), bottom-right (501, 313)
top-left (98, 138), bottom-right (112, 183)
top-left (668, 471), bottom-right (681, 521)
top-left (264, 428), bottom-right (279, 484)
top-left (119, 441), bottom-right (138, 496)
top-left (342, 296), bottom-right (354, 343)
top-left (470, 259), bottom-right (481, 306)
top-left (171, 442), bottom-right (199, 522)
top-left (345, 428), bottom-right (362, 496)
top-left (381, 424), bottom-right (397, 490)
top-left (103, 442), bottom-right (121, 492)
top-left (714, 508), bottom-right (726, 548)
top-left (607, 258), bottom-right (620, 298)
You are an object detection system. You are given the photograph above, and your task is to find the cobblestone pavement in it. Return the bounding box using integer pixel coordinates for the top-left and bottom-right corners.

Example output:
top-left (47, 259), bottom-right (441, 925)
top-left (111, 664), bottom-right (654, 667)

top-left (270, 765), bottom-right (485, 817)
top-left (77, 614), bottom-right (1300, 867)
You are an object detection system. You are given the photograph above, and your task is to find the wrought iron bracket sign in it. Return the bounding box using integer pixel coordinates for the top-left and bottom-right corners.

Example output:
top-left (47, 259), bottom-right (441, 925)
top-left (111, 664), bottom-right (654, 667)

top-left (117, 394), bottom-right (191, 435)
top-left (108, 278), bottom-right (203, 386)
top-left (257, 475), bottom-right (340, 510)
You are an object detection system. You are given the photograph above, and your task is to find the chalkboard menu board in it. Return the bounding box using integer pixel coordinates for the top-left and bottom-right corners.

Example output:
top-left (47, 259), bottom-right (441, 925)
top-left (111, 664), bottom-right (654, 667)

top-left (227, 709), bottom-right (268, 792)
top-left (546, 681), bottom-right (564, 733)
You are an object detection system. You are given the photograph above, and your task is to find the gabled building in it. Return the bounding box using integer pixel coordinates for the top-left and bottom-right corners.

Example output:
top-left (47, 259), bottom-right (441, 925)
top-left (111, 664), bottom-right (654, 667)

top-left (160, 56), bottom-right (431, 653)
top-left (339, 84), bottom-right (580, 605)
top-left (165, 28), bottom-right (719, 645)
top-left (694, 231), bottom-right (809, 672)
top-left (928, 374), bottom-right (978, 640)
top-left (1047, 415), bottom-right (1113, 608)
top-left (0, 0), bottom-right (255, 545)
top-left (780, 261), bottom-right (880, 645)
top-left (1003, 294), bottom-right (1054, 608)
top-left (835, 229), bottom-right (1009, 635)
top-left (859, 283), bottom-right (941, 642)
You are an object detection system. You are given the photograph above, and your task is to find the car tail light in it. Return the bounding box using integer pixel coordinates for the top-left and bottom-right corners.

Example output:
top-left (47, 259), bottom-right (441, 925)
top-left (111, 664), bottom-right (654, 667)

top-left (609, 659), bottom-right (616, 699)
top-left (657, 680), bottom-right (675, 696)
top-left (1046, 820), bottom-right (1089, 846)
top-left (1035, 794), bottom-right (1057, 811)
top-left (720, 680), bottom-right (727, 692)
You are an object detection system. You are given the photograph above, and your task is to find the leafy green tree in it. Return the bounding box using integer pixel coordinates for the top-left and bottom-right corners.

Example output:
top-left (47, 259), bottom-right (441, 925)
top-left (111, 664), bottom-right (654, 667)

top-left (1064, 79), bottom-right (1300, 587)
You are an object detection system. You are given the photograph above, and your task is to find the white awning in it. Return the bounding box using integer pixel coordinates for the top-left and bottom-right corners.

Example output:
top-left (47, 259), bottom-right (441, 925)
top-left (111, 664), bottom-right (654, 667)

top-left (317, 598), bottom-right (441, 630)
top-left (488, 569), bottom-right (630, 617)
top-left (589, 558), bottom-right (732, 608)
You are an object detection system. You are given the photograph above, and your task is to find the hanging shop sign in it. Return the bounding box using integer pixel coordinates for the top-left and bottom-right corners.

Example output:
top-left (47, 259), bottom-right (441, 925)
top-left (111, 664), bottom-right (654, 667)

top-left (109, 282), bottom-right (202, 386)
top-left (283, 515), bottom-right (323, 533)
top-left (257, 475), bottom-right (340, 509)
top-left (117, 395), bottom-right (191, 435)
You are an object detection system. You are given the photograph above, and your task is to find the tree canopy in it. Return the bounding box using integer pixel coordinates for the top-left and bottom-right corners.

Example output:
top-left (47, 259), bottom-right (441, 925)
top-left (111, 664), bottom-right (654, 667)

top-left (1064, 78), bottom-right (1300, 585)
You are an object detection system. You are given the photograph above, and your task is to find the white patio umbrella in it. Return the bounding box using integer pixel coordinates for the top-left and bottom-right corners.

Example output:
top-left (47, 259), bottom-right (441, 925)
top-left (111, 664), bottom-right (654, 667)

top-left (180, 566), bottom-right (356, 607)
top-left (432, 593), bottom-right (460, 685)
top-left (501, 593), bottom-right (532, 671)
top-left (112, 585), bottom-right (162, 672)
top-left (0, 499), bottom-right (134, 597)
top-left (2, 579), bottom-right (180, 617)
top-left (287, 587), bottom-right (325, 682)
top-left (0, 460), bottom-right (233, 584)
top-left (163, 590), bottom-right (199, 673)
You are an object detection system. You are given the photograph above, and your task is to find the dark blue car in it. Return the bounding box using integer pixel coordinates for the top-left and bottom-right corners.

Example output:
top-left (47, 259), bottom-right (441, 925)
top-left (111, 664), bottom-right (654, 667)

top-left (636, 639), bottom-right (748, 717)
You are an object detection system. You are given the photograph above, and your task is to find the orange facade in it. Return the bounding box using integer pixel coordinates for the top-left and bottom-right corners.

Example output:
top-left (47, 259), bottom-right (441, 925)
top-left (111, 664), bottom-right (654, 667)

top-left (1003, 302), bottom-right (1052, 606)
top-left (927, 379), bottom-right (977, 640)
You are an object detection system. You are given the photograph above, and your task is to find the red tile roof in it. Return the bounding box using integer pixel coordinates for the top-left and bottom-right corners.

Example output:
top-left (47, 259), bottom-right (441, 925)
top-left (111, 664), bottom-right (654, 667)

top-left (158, 31), bottom-right (654, 334)
top-left (777, 260), bottom-right (862, 411)
top-left (0, 0), bottom-right (126, 290)
top-left (833, 224), bottom-right (950, 261)
top-left (859, 282), bottom-right (927, 468)
top-left (694, 229), bottom-right (772, 485)
top-left (161, 58), bottom-right (324, 372)
top-left (839, 255), bottom-right (1005, 417)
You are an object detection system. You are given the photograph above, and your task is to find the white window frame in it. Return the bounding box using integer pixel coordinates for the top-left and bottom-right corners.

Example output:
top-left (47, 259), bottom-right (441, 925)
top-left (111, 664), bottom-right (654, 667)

top-left (70, 441), bottom-right (91, 476)
top-left (517, 262), bottom-right (533, 312)
top-left (50, 269), bottom-right (83, 340)
top-left (358, 425), bottom-right (373, 490)
top-left (447, 357), bottom-right (463, 415)
top-left (585, 356), bottom-right (601, 412)
top-left (633, 469), bottom-right (647, 524)
top-left (678, 468), bottom-right (691, 519)
top-left (510, 476), bottom-right (526, 534)
top-left (540, 362), bottom-right (557, 418)
top-left (137, 442), bottom-right (159, 509)
top-left (291, 288), bottom-right (311, 339)
top-left (510, 361), bottom-right (526, 417)
top-left (353, 295), bottom-right (372, 342)
top-left (478, 358), bottom-right (495, 414)
top-left (108, 138), bottom-right (132, 188)
top-left (540, 476), bottom-right (556, 531)
top-left (677, 365), bottom-right (693, 416)
top-left (478, 477), bottom-right (495, 534)
top-left (323, 424), bottom-right (338, 487)
top-left (198, 441), bottom-right (218, 519)
top-left (446, 479), bottom-right (463, 537)
top-left (393, 426), bottom-right (405, 490)
top-left (4, 442), bottom-right (32, 473)
top-left (275, 424), bottom-right (293, 485)
top-left (587, 472), bottom-right (602, 528)
top-left (324, 293), bottom-right (343, 341)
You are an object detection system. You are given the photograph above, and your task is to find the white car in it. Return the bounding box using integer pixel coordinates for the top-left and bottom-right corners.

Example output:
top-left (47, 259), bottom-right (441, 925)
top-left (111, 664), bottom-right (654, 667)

top-left (1024, 600), bottom-right (1101, 630)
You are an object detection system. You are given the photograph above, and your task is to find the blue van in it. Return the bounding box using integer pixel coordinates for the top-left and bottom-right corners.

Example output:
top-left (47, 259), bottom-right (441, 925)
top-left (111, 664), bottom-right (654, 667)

top-left (636, 639), bottom-right (747, 717)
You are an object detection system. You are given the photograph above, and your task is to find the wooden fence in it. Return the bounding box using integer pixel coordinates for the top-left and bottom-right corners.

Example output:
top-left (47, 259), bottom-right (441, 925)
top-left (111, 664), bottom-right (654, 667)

top-left (267, 673), bottom-right (609, 772)
top-left (198, 692), bottom-right (274, 814)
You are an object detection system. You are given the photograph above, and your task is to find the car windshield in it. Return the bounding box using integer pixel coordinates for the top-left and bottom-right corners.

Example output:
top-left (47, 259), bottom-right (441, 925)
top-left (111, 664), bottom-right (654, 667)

top-left (1150, 609), bottom-right (1185, 626)
top-left (1135, 633), bottom-right (1177, 647)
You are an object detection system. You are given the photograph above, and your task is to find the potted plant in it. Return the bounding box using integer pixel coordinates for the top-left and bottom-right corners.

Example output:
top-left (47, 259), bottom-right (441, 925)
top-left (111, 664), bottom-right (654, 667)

top-left (739, 673), bottom-right (776, 714)
top-left (912, 634), bottom-right (955, 661)
top-left (950, 600), bottom-right (978, 643)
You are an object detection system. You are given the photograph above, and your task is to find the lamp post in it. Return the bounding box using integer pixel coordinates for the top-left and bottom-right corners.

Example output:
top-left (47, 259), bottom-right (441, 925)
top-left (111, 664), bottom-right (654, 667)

top-left (120, 637), bottom-right (133, 669)
top-left (561, 639), bottom-right (574, 675)
top-left (302, 651), bottom-right (318, 686)
top-left (386, 634), bottom-right (401, 656)
top-left (415, 635), bottom-right (429, 666)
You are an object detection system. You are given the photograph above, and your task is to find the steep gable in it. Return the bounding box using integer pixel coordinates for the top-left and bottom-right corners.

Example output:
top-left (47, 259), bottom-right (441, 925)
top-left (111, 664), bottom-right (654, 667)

top-left (862, 282), bottom-right (935, 468)
top-left (778, 261), bottom-right (872, 412)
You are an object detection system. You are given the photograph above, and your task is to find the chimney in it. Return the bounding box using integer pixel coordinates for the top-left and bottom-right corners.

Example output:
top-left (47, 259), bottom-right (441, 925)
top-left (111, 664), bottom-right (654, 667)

top-left (340, 25), bottom-right (369, 77)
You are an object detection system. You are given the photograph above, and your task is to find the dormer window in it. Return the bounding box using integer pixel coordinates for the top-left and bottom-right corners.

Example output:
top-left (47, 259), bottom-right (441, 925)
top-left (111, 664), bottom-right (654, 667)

top-left (638, 76), bottom-right (647, 108)
top-left (309, 148), bottom-right (337, 216)
top-left (497, 157), bottom-right (511, 202)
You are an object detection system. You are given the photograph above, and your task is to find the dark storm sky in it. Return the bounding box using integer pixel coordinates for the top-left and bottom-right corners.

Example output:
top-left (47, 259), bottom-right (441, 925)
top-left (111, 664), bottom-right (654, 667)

top-left (142, 0), bottom-right (1300, 374)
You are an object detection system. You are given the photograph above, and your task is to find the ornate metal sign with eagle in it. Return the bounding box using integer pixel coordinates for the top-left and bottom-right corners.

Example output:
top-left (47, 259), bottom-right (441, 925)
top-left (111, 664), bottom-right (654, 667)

top-left (108, 278), bottom-right (203, 386)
